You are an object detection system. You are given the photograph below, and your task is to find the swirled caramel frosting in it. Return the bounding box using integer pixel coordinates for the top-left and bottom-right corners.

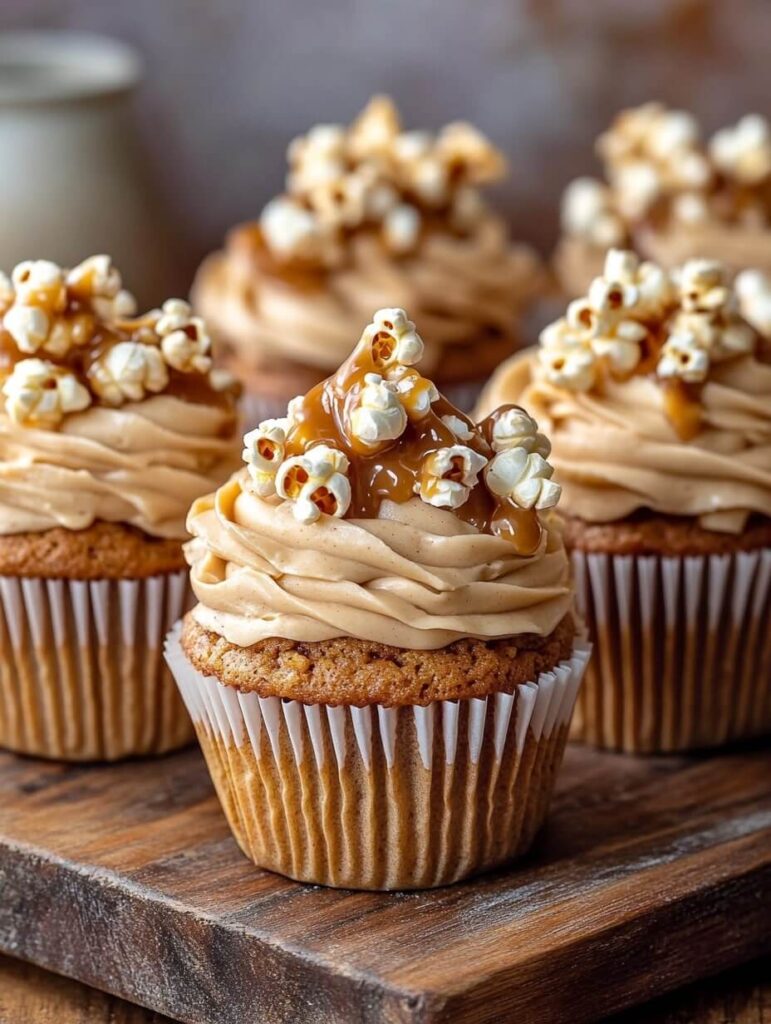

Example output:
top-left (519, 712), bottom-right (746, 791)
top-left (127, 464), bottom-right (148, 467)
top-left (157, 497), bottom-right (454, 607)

top-left (192, 96), bottom-right (543, 379)
top-left (478, 250), bottom-right (771, 533)
top-left (187, 306), bottom-right (572, 648)
top-left (0, 255), bottom-right (241, 538)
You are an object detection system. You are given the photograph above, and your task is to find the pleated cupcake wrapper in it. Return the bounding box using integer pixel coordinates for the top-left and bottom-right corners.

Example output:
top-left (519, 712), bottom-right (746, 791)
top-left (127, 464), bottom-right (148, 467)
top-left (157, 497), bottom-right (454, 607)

top-left (0, 571), bottom-right (195, 761)
top-left (571, 546), bottom-right (771, 753)
top-left (165, 625), bottom-right (590, 890)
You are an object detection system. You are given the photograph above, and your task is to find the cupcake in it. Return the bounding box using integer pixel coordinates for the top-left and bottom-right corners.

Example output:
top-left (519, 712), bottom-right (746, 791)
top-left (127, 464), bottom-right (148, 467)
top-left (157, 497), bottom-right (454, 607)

top-left (0, 256), bottom-right (241, 760)
top-left (479, 248), bottom-right (771, 753)
top-left (165, 306), bottom-right (588, 890)
top-left (556, 104), bottom-right (771, 296)
top-left (192, 96), bottom-right (544, 424)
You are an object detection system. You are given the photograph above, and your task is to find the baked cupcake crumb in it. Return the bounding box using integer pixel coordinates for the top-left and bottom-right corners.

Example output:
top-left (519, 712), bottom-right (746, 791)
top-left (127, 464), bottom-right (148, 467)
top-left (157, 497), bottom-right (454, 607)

top-left (180, 611), bottom-right (575, 707)
top-left (0, 521), bottom-right (186, 579)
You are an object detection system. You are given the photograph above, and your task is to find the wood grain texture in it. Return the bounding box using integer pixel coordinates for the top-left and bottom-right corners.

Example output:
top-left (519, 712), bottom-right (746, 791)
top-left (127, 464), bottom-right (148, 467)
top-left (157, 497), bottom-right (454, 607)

top-left (0, 744), bottom-right (769, 1024)
top-left (2, 954), bottom-right (769, 1024)
top-left (0, 954), bottom-right (173, 1023)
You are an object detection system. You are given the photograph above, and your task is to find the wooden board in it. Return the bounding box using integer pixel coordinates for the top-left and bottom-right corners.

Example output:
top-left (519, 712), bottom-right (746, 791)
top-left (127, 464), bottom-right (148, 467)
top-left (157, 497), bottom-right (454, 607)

top-left (0, 743), bottom-right (769, 1024)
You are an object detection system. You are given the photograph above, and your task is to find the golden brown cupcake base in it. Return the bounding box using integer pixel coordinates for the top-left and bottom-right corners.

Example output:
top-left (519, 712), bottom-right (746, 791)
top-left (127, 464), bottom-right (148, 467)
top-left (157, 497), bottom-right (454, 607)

top-left (180, 612), bottom-right (575, 706)
top-left (562, 512), bottom-right (771, 557)
top-left (0, 521), bottom-right (187, 580)
top-left (166, 621), bottom-right (588, 889)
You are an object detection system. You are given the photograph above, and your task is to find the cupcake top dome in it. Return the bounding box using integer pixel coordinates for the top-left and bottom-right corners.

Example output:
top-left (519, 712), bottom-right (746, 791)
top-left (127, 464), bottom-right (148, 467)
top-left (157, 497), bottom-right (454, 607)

top-left (561, 104), bottom-right (771, 251)
top-left (479, 249), bottom-right (771, 534)
top-left (0, 256), bottom-right (240, 538)
top-left (186, 309), bottom-right (572, 650)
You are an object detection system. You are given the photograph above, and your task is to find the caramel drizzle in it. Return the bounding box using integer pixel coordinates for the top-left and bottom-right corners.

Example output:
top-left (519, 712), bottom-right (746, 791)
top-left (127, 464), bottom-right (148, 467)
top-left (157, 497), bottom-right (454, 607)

top-left (283, 341), bottom-right (542, 555)
top-left (0, 298), bottom-right (236, 415)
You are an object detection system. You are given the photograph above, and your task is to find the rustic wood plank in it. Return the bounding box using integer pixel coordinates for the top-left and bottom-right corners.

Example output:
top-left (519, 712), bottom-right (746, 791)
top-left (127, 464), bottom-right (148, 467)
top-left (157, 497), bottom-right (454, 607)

top-left (0, 744), bottom-right (769, 1024)
top-left (2, 953), bottom-right (769, 1024)
top-left (0, 954), bottom-right (173, 1024)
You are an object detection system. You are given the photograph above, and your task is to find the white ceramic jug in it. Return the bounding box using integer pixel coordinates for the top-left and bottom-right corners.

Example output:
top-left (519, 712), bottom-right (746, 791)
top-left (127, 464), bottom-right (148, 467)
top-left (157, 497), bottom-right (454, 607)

top-left (0, 31), bottom-right (183, 307)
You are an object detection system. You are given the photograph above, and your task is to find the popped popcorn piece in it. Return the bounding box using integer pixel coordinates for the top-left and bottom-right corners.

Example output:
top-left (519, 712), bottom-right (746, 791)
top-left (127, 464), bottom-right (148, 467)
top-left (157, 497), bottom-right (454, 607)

top-left (435, 122), bottom-right (506, 185)
top-left (736, 269), bottom-right (771, 338)
top-left (276, 444), bottom-right (351, 523)
top-left (88, 341), bottom-right (169, 405)
top-left (598, 104), bottom-right (710, 221)
top-left (44, 313), bottom-right (96, 358)
top-left (709, 114), bottom-right (771, 187)
top-left (2, 358), bottom-right (91, 428)
top-left (362, 308), bottom-right (424, 369)
top-left (243, 418), bottom-right (289, 496)
top-left (11, 260), bottom-right (67, 313)
top-left (348, 373), bottom-right (407, 447)
top-left (590, 319), bottom-right (647, 375)
top-left (66, 254), bottom-right (121, 302)
top-left (538, 319), bottom-right (597, 391)
top-left (347, 95), bottom-right (401, 161)
top-left (390, 366), bottom-right (439, 420)
top-left (287, 123), bottom-right (348, 195)
top-left (601, 248), bottom-right (674, 318)
top-left (383, 203), bottom-right (421, 253)
top-left (491, 407), bottom-right (551, 458)
top-left (260, 196), bottom-right (324, 260)
top-left (657, 332), bottom-right (710, 383)
top-left (405, 152), bottom-right (449, 207)
top-left (560, 177), bottom-right (626, 248)
top-left (417, 445), bottom-right (488, 510)
top-left (155, 298), bottom-right (212, 374)
top-left (3, 304), bottom-right (50, 354)
top-left (309, 172), bottom-right (369, 230)
top-left (677, 259), bottom-right (732, 313)
top-left (441, 413), bottom-right (474, 441)
top-left (485, 447), bottom-right (561, 511)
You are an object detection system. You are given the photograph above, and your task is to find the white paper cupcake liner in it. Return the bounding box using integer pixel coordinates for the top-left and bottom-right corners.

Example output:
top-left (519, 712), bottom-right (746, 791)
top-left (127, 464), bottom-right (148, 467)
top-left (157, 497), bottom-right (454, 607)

top-left (0, 570), bottom-right (194, 761)
top-left (165, 625), bottom-right (590, 889)
top-left (571, 547), bottom-right (771, 752)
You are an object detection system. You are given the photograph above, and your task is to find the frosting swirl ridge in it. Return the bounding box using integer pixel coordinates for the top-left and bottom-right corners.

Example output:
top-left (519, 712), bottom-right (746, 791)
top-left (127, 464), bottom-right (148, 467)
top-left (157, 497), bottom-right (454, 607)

top-left (0, 396), bottom-right (240, 538)
top-left (193, 221), bottom-right (540, 376)
top-left (479, 349), bottom-right (771, 532)
top-left (187, 472), bottom-right (572, 649)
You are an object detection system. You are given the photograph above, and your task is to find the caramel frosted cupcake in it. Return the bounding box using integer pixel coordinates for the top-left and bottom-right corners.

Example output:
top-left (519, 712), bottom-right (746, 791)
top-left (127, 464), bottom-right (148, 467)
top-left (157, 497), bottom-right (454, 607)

top-left (165, 307), bottom-right (588, 890)
top-left (0, 256), bottom-right (241, 760)
top-left (479, 249), bottom-right (771, 753)
top-left (192, 96), bottom-right (544, 423)
top-left (556, 104), bottom-right (771, 296)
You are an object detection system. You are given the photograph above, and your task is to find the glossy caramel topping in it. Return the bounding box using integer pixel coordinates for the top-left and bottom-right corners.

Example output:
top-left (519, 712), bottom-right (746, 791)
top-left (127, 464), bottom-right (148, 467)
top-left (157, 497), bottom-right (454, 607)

top-left (244, 309), bottom-right (561, 555)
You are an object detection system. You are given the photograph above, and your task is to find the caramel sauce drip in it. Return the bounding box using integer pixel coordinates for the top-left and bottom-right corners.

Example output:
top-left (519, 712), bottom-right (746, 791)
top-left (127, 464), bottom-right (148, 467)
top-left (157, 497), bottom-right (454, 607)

top-left (284, 340), bottom-right (542, 554)
top-left (0, 298), bottom-right (237, 416)
top-left (662, 379), bottom-right (703, 441)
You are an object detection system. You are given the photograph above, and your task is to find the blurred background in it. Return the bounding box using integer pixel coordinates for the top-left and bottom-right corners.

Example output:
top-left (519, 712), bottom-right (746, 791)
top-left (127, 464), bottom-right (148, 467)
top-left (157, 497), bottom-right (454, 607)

top-left (0, 0), bottom-right (768, 300)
